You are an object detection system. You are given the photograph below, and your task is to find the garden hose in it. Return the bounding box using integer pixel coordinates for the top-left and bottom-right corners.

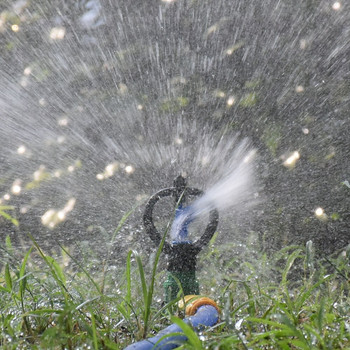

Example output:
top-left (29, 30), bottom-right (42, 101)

top-left (124, 296), bottom-right (220, 350)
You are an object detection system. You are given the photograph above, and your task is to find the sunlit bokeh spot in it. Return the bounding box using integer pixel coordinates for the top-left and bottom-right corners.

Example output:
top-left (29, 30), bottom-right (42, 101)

top-left (50, 27), bottom-right (66, 40)
top-left (53, 170), bottom-right (62, 178)
top-left (137, 104), bottom-right (143, 110)
top-left (41, 198), bottom-right (76, 228)
top-left (17, 145), bottom-right (27, 154)
top-left (3, 193), bottom-right (10, 201)
top-left (67, 165), bottom-right (75, 172)
top-left (332, 2), bottom-right (341, 10)
top-left (315, 207), bottom-right (327, 220)
top-left (58, 117), bottom-right (68, 126)
top-left (11, 180), bottom-right (22, 195)
top-left (283, 151), bottom-right (300, 168)
top-left (41, 209), bottom-right (56, 226)
top-left (11, 24), bottom-right (19, 32)
top-left (63, 198), bottom-right (76, 214)
top-left (227, 96), bottom-right (235, 106)
top-left (105, 162), bottom-right (118, 177)
top-left (315, 207), bottom-right (324, 216)
top-left (57, 210), bottom-right (66, 221)
top-left (125, 165), bottom-right (135, 174)
top-left (33, 165), bottom-right (46, 181)
top-left (12, 185), bottom-right (21, 194)
top-left (96, 162), bottom-right (120, 180)
top-left (23, 67), bottom-right (32, 75)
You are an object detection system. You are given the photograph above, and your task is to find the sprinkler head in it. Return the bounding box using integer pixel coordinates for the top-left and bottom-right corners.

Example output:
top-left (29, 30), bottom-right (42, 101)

top-left (143, 175), bottom-right (219, 301)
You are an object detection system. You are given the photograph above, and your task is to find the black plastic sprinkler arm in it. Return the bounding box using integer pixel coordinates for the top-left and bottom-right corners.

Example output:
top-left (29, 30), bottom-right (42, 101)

top-left (143, 188), bottom-right (174, 253)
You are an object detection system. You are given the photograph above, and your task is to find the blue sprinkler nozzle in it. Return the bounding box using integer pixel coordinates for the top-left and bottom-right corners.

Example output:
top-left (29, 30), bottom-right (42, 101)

top-left (171, 204), bottom-right (194, 243)
top-left (124, 296), bottom-right (220, 350)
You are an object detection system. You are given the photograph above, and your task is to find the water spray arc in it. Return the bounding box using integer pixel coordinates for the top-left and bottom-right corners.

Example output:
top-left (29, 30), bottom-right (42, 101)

top-left (143, 175), bottom-right (219, 302)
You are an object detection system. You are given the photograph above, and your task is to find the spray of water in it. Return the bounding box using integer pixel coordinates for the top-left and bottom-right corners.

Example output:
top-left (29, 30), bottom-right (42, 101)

top-left (170, 139), bottom-right (258, 242)
top-left (0, 0), bottom-right (348, 254)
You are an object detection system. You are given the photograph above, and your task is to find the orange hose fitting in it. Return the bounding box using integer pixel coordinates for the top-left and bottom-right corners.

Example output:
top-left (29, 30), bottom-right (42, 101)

top-left (178, 295), bottom-right (220, 316)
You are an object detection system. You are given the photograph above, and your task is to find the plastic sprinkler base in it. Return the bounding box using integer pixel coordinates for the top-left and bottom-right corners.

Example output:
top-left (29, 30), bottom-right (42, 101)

top-left (164, 270), bottom-right (199, 303)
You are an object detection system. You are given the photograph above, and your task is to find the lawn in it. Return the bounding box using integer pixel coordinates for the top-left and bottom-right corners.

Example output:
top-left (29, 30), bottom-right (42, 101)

top-left (0, 231), bottom-right (349, 349)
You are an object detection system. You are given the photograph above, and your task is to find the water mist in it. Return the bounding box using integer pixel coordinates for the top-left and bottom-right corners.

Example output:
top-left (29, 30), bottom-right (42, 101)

top-left (170, 139), bottom-right (258, 242)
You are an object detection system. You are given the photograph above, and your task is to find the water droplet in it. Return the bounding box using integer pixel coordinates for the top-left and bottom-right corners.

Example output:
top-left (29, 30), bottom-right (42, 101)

top-left (10, 178), bottom-right (22, 194)
top-left (50, 27), bottom-right (66, 40)
top-left (332, 2), bottom-right (341, 11)
top-left (11, 24), bottom-right (19, 32)
top-left (315, 207), bottom-right (324, 216)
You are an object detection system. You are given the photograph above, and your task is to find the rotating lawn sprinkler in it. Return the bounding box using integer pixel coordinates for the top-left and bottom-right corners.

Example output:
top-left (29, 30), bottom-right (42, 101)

top-left (143, 175), bottom-right (219, 302)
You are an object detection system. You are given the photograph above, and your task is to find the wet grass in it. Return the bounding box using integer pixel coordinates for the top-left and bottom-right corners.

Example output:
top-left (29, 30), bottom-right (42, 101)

top-left (0, 230), bottom-right (349, 349)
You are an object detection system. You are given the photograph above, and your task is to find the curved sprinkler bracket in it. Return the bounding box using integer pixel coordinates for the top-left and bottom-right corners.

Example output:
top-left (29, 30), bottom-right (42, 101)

top-left (124, 296), bottom-right (220, 350)
top-left (143, 175), bottom-right (219, 301)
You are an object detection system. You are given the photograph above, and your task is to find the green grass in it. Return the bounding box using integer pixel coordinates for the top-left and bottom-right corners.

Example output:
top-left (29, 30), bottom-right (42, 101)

top-left (0, 226), bottom-right (349, 349)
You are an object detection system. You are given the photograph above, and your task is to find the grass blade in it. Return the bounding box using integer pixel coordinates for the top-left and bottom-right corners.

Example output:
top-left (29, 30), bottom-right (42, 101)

top-left (100, 202), bottom-right (143, 293)
top-left (59, 244), bottom-right (102, 295)
top-left (0, 207), bottom-right (19, 227)
top-left (295, 274), bottom-right (331, 310)
top-left (5, 235), bottom-right (13, 252)
top-left (282, 248), bottom-right (302, 286)
top-left (242, 282), bottom-right (256, 316)
top-left (5, 263), bottom-right (12, 292)
top-left (29, 234), bottom-right (70, 300)
top-left (126, 250), bottom-right (132, 318)
top-left (134, 252), bottom-right (148, 309)
top-left (18, 247), bottom-right (33, 304)
top-left (90, 310), bottom-right (99, 350)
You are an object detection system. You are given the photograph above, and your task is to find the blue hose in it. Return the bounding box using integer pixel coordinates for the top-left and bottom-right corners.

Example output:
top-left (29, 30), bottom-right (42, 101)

top-left (124, 305), bottom-right (219, 350)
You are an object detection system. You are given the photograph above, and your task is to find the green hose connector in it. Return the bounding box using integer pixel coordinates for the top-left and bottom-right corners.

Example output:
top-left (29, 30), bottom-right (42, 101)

top-left (164, 270), bottom-right (199, 303)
